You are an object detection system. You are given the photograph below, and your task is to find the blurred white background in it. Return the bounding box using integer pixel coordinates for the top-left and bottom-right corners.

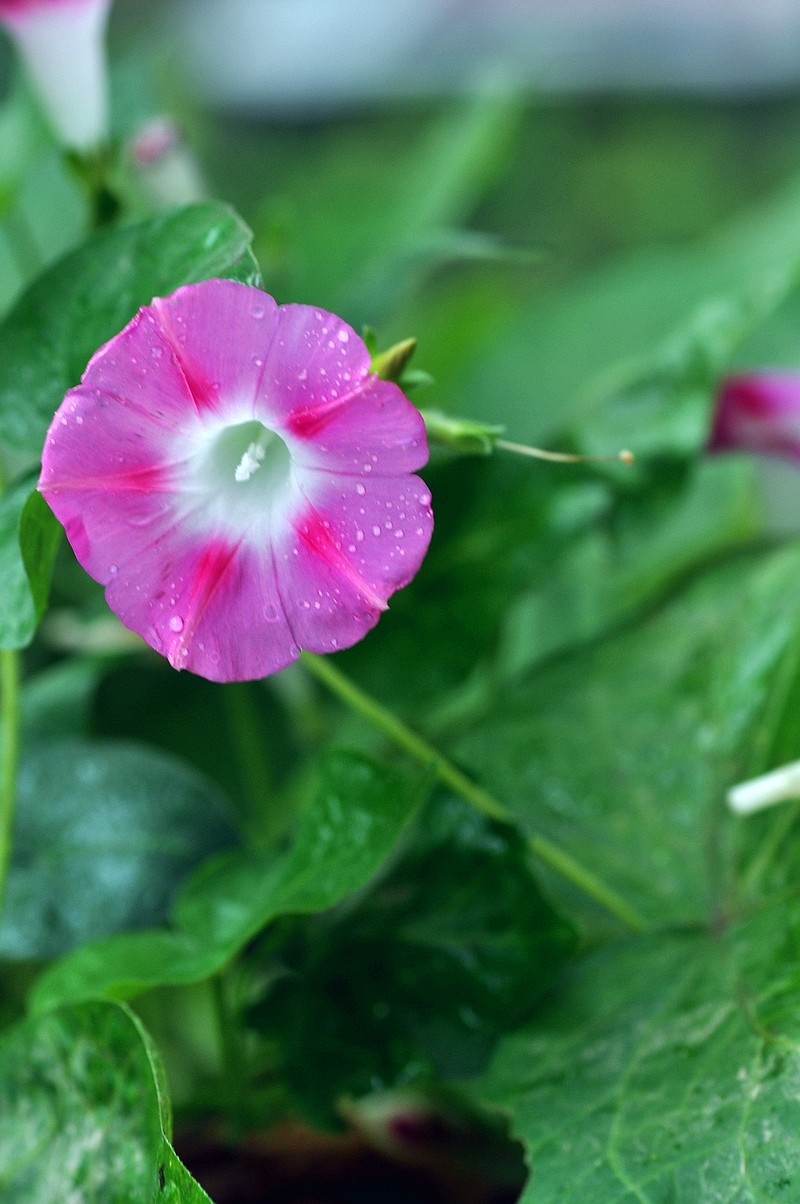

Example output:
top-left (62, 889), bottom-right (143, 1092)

top-left (169, 0), bottom-right (800, 114)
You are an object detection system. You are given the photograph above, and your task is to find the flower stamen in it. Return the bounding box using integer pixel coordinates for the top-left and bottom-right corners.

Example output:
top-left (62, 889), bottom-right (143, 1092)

top-left (234, 439), bottom-right (267, 482)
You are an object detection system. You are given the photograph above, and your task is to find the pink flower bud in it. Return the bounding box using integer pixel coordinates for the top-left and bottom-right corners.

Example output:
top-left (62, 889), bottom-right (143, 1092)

top-left (129, 117), bottom-right (207, 209)
top-left (0, 0), bottom-right (112, 151)
top-left (709, 373), bottom-right (800, 462)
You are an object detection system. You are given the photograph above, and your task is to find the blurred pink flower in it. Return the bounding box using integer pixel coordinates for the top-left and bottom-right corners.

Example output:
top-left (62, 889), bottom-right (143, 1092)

top-left (709, 373), bottom-right (800, 462)
top-left (129, 116), bottom-right (207, 209)
top-left (39, 279), bottom-right (433, 683)
top-left (0, 0), bottom-right (112, 150)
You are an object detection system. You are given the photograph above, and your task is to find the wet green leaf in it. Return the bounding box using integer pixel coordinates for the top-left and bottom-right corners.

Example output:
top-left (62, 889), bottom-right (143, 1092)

top-left (0, 739), bottom-right (239, 960)
top-left (250, 796), bottom-right (576, 1125)
top-left (0, 202), bottom-right (259, 455)
top-left (30, 751), bottom-right (426, 1010)
top-left (481, 905), bottom-right (800, 1203)
top-left (0, 999), bottom-right (209, 1202)
top-left (0, 478), bottom-right (60, 650)
top-left (457, 545), bottom-right (800, 931)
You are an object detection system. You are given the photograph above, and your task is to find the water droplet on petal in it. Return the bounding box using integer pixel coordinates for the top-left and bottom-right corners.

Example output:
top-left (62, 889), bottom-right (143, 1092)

top-left (372, 525), bottom-right (381, 536)
top-left (264, 604), bottom-right (278, 622)
top-left (337, 329), bottom-right (349, 343)
top-left (355, 483), bottom-right (366, 496)
top-left (169, 615), bottom-right (184, 633)
top-left (251, 305), bottom-right (264, 319)
top-left (108, 564), bottom-right (118, 575)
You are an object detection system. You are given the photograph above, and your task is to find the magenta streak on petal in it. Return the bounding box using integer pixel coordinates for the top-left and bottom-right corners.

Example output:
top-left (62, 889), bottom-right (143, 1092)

top-left (166, 538), bottom-right (242, 669)
top-left (295, 508), bottom-right (388, 612)
top-left (285, 383), bottom-right (368, 440)
top-left (42, 465), bottom-right (171, 494)
top-left (152, 305), bottom-right (223, 415)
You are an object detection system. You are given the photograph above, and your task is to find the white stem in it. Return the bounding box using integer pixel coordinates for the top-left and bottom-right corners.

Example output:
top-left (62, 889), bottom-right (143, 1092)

top-left (727, 760), bottom-right (800, 815)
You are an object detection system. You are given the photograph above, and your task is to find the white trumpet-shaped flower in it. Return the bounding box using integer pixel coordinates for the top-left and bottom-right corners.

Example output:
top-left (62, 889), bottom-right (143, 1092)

top-left (0, 0), bottom-right (113, 151)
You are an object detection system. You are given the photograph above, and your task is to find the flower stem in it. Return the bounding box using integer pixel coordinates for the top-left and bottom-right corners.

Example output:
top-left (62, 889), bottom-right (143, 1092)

top-left (223, 682), bottom-right (273, 833)
top-left (301, 652), bottom-right (645, 932)
top-left (212, 973), bottom-right (248, 1135)
top-left (0, 650), bottom-right (21, 917)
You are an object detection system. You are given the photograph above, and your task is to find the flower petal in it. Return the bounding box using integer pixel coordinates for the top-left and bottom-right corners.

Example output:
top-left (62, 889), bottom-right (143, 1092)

top-left (286, 374), bottom-right (428, 477)
top-left (104, 531), bottom-right (298, 683)
top-left (255, 303), bottom-right (372, 428)
top-left (274, 469), bottom-right (433, 654)
top-left (151, 279), bottom-right (279, 418)
top-left (709, 373), bottom-right (800, 461)
top-left (81, 306), bottom-right (207, 431)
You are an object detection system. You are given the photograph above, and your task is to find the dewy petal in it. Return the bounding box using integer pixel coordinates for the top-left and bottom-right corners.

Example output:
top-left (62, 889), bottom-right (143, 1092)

top-left (254, 302), bottom-right (373, 428)
top-left (273, 466), bottom-right (433, 655)
top-left (150, 280), bottom-right (279, 418)
top-left (287, 373), bottom-right (428, 477)
top-left (0, 0), bottom-right (112, 150)
top-left (709, 373), bottom-right (800, 462)
top-left (106, 533), bottom-right (298, 683)
top-left (39, 279), bottom-right (433, 683)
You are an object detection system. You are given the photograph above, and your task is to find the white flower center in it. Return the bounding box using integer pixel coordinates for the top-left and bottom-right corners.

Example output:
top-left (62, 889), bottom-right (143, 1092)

top-left (208, 420), bottom-right (290, 492)
top-left (181, 419), bottom-right (297, 539)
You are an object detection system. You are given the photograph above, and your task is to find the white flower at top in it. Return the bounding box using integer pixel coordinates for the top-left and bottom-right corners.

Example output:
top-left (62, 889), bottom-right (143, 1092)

top-left (0, 0), bottom-right (112, 151)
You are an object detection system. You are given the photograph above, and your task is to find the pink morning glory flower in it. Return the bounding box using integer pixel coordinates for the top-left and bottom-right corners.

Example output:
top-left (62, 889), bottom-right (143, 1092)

top-left (709, 373), bottom-right (800, 462)
top-left (38, 279), bottom-right (433, 683)
top-left (0, 0), bottom-right (112, 150)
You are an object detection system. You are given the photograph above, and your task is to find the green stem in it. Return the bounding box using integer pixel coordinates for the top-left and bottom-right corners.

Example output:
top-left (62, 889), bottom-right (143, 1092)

top-left (0, 650), bottom-right (21, 917)
top-left (212, 974), bottom-right (247, 1134)
top-left (301, 652), bottom-right (645, 932)
top-left (223, 682), bottom-right (273, 833)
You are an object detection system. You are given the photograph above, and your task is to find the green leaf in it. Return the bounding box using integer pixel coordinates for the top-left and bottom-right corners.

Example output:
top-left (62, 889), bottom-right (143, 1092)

top-left (456, 545), bottom-right (800, 931)
top-left (0, 999), bottom-right (210, 1203)
top-left (30, 751), bottom-right (425, 1011)
top-left (496, 457), bottom-right (761, 678)
top-left (480, 908), bottom-right (800, 1203)
top-left (0, 739), bottom-right (239, 960)
top-left (19, 658), bottom-right (102, 741)
top-left (92, 661), bottom-right (301, 835)
top-left (0, 85), bottom-right (48, 219)
top-left (158, 1144), bottom-right (214, 1203)
top-left (0, 478), bottom-right (60, 650)
top-left (249, 796), bottom-right (576, 1125)
top-left (0, 202), bottom-right (259, 455)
